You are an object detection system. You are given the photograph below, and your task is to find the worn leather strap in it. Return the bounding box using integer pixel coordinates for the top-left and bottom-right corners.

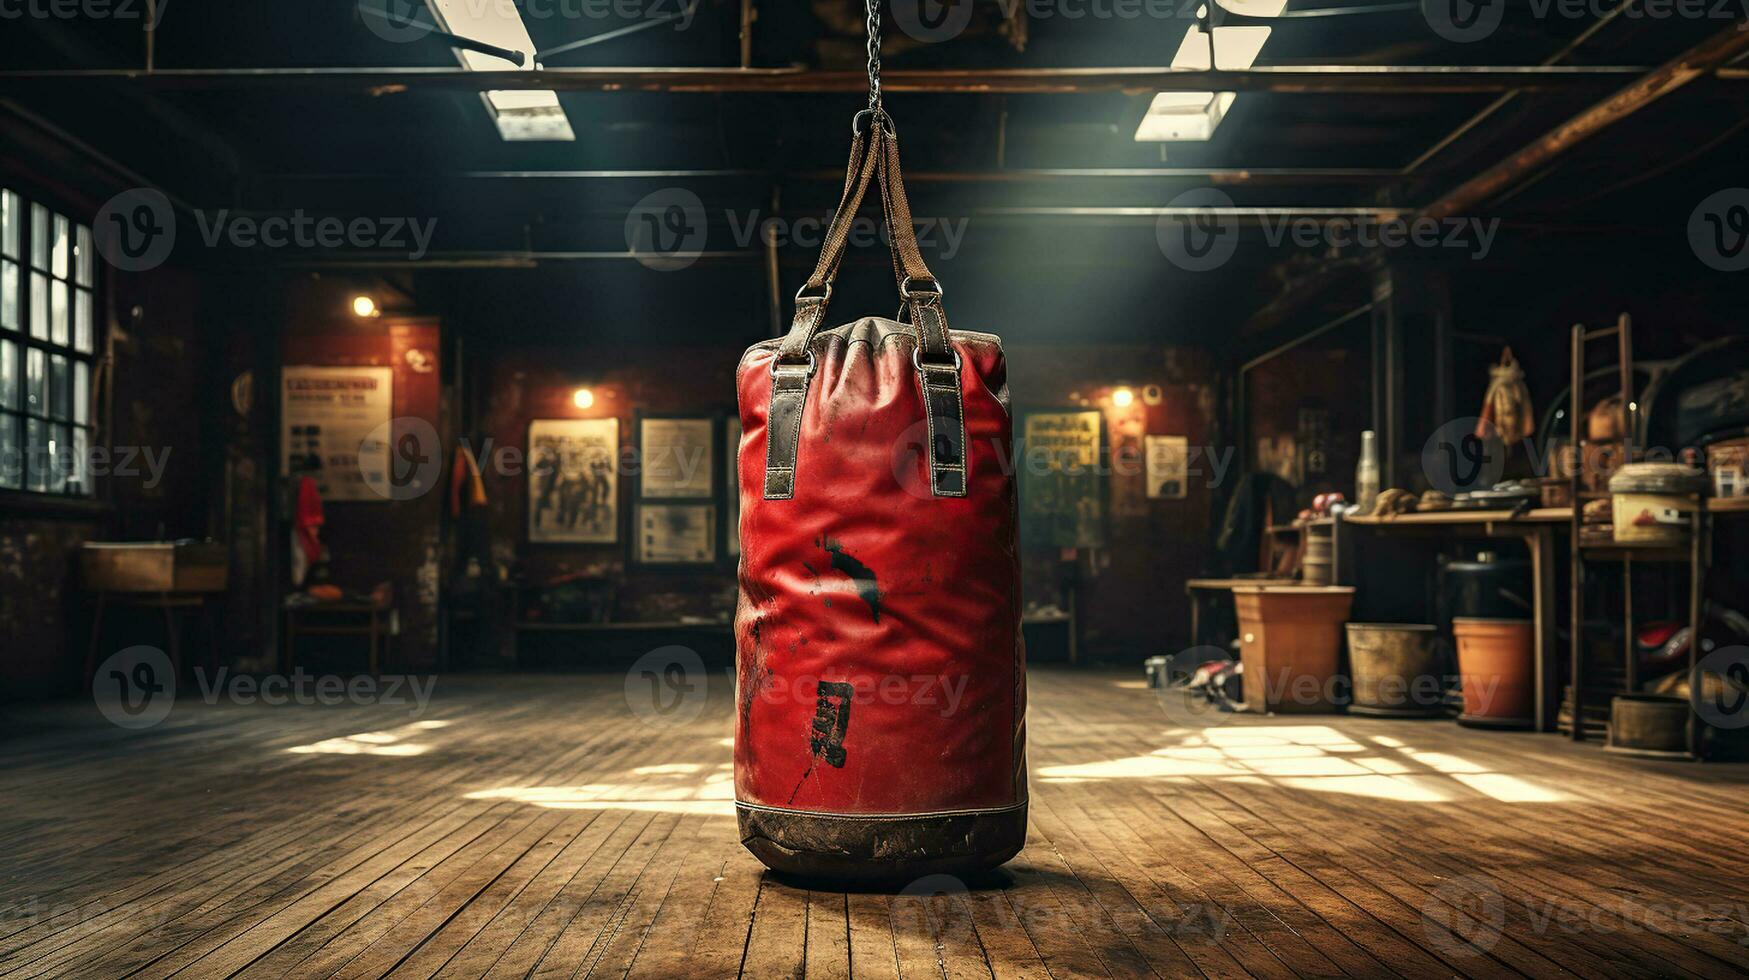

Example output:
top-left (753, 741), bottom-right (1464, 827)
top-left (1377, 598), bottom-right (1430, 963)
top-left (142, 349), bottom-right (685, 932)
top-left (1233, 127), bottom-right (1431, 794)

top-left (765, 118), bottom-right (883, 499)
top-left (877, 127), bottom-right (966, 496)
top-left (764, 111), bottom-right (966, 499)
top-left (776, 114), bottom-right (886, 363)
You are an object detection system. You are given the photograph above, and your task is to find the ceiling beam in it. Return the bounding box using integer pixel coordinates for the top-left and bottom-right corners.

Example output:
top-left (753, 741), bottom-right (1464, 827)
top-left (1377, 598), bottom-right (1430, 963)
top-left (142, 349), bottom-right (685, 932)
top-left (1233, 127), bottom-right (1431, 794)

top-left (0, 65), bottom-right (1691, 96)
top-left (256, 167), bottom-right (1399, 187)
top-left (1422, 22), bottom-right (1749, 220)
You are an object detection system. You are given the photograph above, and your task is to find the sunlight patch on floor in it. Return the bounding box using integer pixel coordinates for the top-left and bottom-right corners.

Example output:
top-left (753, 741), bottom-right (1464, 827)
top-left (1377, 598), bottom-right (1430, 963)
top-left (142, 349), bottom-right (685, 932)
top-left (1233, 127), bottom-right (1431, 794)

top-left (1037, 724), bottom-right (1567, 803)
top-left (469, 761), bottom-right (737, 815)
top-left (285, 720), bottom-right (453, 757)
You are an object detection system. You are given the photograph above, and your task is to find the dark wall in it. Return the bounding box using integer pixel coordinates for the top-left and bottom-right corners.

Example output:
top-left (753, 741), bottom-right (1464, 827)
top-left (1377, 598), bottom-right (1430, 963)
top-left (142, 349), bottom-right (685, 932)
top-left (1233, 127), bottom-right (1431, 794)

top-left (281, 284), bottom-right (447, 670)
top-left (463, 338), bottom-right (1223, 666)
top-left (477, 344), bottom-right (742, 630)
top-left (0, 265), bottom-right (217, 698)
top-left (1245, 338), bottom-right (1373, 510)
top-left (1008, 344), bottom-right (1222, 660)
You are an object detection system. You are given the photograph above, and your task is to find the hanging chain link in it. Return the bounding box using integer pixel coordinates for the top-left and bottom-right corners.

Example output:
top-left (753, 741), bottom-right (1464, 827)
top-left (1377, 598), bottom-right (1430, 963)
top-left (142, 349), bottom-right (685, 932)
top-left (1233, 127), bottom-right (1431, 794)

top-left (864, 0), bottom-right (882, 111)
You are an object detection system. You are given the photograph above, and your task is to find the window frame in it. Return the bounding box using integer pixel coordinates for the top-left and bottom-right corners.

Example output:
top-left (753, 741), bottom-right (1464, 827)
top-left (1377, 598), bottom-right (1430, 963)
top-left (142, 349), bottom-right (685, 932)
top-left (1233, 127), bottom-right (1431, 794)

top-left (0, 186), bottom-right (100, 500)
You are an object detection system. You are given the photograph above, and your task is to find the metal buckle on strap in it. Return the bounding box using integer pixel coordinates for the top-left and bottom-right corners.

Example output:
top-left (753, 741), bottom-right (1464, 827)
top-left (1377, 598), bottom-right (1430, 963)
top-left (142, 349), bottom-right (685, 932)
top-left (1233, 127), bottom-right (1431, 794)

top-left (794, 283), bottom-right (833, 305)
top-left (912, 347), bottom-right (962, 373)
top-left (900, 276), bottom-right (943, 301)
top-left (771, 350), bottom-right (818, 378)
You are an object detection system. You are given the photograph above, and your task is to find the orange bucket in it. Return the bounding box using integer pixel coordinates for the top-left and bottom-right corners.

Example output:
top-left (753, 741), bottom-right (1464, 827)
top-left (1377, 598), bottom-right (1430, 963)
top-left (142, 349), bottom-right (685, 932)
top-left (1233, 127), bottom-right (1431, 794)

top-left (1452, 618), bottom-right (1534, 728)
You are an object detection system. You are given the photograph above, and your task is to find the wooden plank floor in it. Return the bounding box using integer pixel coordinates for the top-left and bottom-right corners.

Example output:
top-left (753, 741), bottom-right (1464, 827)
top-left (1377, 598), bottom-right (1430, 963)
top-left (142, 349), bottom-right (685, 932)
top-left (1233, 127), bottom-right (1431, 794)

top-left (4, 668), bottom-right (1749, 978)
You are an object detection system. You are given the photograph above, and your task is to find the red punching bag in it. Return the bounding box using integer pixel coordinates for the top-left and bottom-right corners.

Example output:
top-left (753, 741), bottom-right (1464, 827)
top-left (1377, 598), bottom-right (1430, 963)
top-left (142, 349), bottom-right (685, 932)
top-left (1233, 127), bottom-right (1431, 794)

top-left (732, 110), bottom-right (1027, 879)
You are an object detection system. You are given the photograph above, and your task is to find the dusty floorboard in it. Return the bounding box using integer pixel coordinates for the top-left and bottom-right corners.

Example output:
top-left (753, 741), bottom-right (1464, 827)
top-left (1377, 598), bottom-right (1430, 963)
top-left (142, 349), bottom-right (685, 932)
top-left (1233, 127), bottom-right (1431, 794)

top-left (3, 668), bottom-right (1748, 978)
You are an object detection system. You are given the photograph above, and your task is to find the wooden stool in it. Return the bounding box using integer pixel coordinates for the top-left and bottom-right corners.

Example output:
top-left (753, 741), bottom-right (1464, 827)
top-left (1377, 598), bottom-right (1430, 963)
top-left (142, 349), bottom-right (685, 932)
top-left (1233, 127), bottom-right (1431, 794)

top-left (283, 597), bottom-right (394, 678)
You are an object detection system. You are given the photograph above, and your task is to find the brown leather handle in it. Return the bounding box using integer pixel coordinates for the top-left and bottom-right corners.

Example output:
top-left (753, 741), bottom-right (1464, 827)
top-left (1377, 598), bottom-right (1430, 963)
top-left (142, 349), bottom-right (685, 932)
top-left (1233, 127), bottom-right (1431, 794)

top-left (777, 111), bottom-right (952, 364)
top-left (873, 126), bottom-right (952, 363)
top-left (763, 109), bottom-right (966, 501)
top-left (778, 113), bottom-right (885, 362)
top-left (799, 113), bottom-right (885, 297)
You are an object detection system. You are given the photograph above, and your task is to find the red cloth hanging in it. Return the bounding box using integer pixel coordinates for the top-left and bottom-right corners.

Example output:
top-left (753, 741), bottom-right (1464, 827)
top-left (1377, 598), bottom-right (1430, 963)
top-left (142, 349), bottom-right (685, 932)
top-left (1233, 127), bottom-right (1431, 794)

top-left (294, 476), bottom-right (324, 565)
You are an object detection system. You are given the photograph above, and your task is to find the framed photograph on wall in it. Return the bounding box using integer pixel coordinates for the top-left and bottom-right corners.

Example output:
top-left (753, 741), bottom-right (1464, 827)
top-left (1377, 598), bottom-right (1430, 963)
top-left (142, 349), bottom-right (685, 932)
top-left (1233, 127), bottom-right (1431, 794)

top-left (527, 418), bottom-right (619, 543)
top-left (1145, 435), bottom-right (1189, 500)
top-left (637, 414), bottom-right (715, 499)
top-left (635, 502), bottom-right (717, 565)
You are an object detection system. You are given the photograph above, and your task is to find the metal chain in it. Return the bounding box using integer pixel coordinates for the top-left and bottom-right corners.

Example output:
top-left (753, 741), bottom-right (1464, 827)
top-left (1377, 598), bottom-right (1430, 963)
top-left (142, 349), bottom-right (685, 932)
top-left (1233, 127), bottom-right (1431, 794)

top-left (864, 0), bottom-right (882, 110)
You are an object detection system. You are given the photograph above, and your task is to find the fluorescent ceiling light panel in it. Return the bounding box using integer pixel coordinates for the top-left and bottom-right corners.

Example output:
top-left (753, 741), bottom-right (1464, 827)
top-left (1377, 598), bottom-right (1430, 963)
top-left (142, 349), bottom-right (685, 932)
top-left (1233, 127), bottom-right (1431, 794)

top-left (1170, 25), bottom-right (1273, 70)
top-left (484, 91), bottom-right (574, 141)
top-left (1134, 91), bottom-right (1237, 141)
top-left (423, 0), bottom-right (575, 141)
top-left (1135, 25), bottom-right (1272, 142)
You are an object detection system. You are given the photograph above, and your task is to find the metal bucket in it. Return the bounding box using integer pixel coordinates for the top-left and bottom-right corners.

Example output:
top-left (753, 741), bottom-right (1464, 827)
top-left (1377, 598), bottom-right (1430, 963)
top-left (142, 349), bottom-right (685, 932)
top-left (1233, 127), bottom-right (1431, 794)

top-left (1344, 624), bottom-right (1442, 717)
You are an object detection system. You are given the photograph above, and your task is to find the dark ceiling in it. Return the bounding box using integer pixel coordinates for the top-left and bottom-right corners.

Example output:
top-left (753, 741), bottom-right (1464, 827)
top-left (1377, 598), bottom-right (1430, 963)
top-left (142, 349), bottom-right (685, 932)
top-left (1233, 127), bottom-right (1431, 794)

top-left (1, 1), bottom-right (1745, 349)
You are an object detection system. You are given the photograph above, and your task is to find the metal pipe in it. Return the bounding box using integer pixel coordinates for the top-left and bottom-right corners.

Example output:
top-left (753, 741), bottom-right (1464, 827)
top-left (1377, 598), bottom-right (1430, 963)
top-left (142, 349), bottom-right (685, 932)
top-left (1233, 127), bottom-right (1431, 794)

top-left (357, 5), bottom-right (528, 66)
top-left (1423, 24), bottom-right (1749, 220)
top-left (0, 65), bottom-right (1670, 95)
top-left (739, 0), bottom-right (754, 69)
top-left (536, 0), bottom-right (700, 61)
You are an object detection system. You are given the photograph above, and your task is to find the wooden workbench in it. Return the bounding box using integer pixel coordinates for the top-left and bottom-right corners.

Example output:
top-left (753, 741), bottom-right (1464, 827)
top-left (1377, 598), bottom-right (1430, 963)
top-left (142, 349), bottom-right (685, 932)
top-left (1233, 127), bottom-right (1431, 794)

top-left (1343, 508), bottom-right (1567, 733)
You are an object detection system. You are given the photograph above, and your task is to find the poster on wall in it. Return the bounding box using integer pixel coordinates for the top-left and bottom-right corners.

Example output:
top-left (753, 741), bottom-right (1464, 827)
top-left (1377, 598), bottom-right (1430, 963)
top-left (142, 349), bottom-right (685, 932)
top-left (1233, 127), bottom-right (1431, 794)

top-left (1020, 410), bottom-right (1106, 549)
top-left (636, 503), bottom-right (717, 564)
top-left (528, 418), bottom-right (619, 543)
top-left (281, 366), bottom-right (393, 502)
top-left (1145, 435), bottom-right (1190, 499)
top-left (724, 418), bottom-right (742, 558)
top-left (639, 417), bottom-right (715, 498)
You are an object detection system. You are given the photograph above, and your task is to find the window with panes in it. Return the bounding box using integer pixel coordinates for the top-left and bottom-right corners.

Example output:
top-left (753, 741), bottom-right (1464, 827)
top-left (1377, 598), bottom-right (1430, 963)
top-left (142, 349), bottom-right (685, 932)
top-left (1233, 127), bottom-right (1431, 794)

top-left (0, 187), bottom-right (97, 496)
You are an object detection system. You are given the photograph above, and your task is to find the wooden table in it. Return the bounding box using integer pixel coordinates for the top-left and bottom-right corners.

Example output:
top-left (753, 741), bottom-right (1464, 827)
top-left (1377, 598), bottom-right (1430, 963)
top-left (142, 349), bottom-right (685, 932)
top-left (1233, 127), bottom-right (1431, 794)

top-left (1343, 507), bottom-right (1570, 732)
top-left (84, 591), bottom-right (220, 689)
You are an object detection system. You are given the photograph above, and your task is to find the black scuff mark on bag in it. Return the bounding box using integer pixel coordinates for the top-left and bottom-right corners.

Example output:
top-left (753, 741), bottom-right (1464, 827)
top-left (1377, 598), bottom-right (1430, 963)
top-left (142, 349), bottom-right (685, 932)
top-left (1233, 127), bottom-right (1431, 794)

top-left (785, 679), bottom-right (851, 803)
top-left (821, 538), bottom-right (882, 622)
top-left (739, 617), bottom-right (770, 736)
top-left (810, 680), bottom-right (853, 768)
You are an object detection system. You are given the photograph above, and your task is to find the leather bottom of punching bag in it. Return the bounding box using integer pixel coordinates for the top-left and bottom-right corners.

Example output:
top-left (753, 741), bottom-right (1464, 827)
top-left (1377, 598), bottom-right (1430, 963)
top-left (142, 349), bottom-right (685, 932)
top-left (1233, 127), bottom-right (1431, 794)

top-left (737, 802), bottom-right (1027, 881)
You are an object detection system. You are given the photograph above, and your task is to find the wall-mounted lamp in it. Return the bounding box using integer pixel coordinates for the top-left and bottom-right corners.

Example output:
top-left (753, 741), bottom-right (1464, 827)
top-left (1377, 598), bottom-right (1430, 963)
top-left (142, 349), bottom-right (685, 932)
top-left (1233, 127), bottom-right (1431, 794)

top-left (1111, 386), bottom-right (1136, 409)
top-left (572, 387), bottom-right (595, 410)
top-left (351, 295), bottom-right (380, 318)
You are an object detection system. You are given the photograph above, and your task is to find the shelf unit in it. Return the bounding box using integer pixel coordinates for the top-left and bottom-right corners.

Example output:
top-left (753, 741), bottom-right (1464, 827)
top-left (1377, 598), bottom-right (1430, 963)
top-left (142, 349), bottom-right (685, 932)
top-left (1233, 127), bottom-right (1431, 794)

top-left (1567, 315), bottom-right (1711, 758)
